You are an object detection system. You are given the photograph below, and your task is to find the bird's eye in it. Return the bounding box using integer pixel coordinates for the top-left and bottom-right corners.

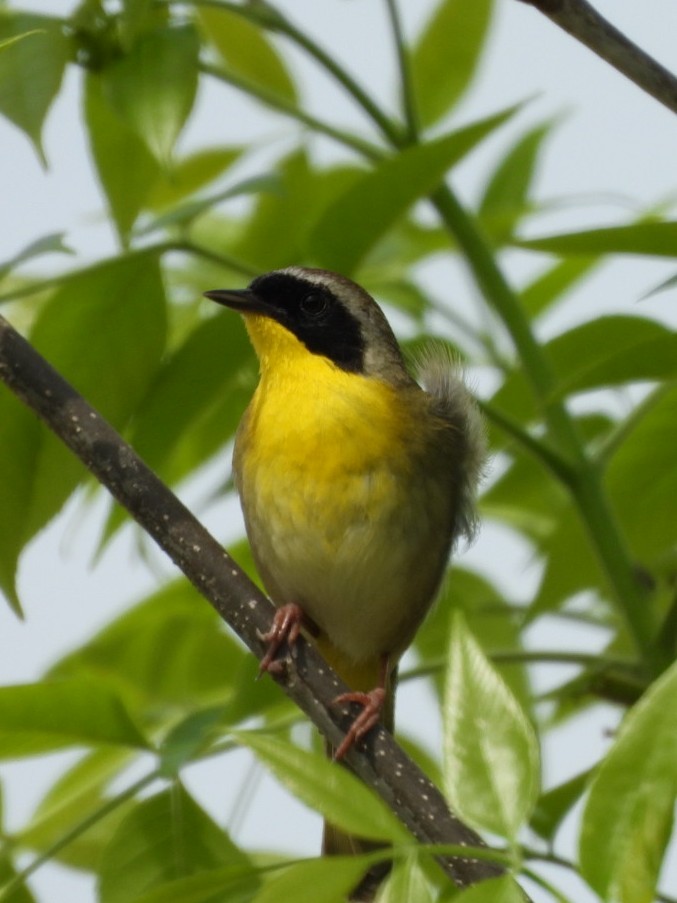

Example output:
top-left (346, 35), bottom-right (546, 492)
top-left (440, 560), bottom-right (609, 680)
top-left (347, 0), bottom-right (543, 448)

top-left (300, 292), bottom-right (329, 317)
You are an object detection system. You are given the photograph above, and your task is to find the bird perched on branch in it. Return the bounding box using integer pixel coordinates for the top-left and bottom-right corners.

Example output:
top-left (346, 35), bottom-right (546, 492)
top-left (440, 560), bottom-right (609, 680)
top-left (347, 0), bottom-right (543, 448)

top-left (205, 267), bottom-right (484, 894)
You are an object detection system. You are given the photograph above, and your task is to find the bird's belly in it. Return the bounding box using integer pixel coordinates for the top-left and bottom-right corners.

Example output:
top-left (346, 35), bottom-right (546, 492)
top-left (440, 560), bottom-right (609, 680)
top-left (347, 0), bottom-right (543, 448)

top-left (238, 441), bottom-right (451, 663)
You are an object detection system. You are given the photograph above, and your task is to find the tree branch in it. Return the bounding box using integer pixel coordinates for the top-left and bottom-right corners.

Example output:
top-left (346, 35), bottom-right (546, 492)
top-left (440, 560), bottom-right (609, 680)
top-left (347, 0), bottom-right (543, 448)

top-left (515, 0), bottom-right (677, 116)
top-left (0, 313), bottom-right (523, 895)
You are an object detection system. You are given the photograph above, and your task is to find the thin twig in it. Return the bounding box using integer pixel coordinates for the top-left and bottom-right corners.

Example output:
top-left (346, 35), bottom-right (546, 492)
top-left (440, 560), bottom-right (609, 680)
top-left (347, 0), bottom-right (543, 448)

top-left (515, 0), bottom-right (677, 116)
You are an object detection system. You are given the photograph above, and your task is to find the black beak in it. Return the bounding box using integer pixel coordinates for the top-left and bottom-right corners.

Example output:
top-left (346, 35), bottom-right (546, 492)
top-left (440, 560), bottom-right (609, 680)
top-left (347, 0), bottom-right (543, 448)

top-left (203, 288), bottom-right (268, 314)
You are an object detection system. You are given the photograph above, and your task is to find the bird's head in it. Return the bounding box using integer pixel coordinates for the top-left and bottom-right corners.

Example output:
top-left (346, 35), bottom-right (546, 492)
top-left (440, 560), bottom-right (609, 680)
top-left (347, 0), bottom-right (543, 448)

top-left (205, 267), bottom-right (412, 385)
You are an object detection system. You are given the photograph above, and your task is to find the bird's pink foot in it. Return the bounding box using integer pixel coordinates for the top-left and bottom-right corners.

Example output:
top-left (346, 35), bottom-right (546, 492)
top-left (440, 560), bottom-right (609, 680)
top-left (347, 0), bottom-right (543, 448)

top-left (332, 687), bottom-right (386, 760)
top-left (257, 602), bottom-right (304, 676)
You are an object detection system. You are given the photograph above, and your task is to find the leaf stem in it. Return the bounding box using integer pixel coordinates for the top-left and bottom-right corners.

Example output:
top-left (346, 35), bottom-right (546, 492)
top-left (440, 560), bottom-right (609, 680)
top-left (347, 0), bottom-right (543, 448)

top-left (383, 0), bottom-right (420, 143)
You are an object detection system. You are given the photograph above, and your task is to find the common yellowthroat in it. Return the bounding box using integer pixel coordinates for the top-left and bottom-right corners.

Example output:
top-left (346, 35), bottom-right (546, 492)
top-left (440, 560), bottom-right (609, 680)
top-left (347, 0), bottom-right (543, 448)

top-left (204, 267), bottom-right (484, 860)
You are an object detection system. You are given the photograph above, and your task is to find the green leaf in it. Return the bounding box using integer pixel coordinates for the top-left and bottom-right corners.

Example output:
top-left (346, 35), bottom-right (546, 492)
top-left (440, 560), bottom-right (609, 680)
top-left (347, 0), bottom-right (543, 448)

top-left (0, 253), bottom-right (166, 608)
top-left (47, 580), bottom-right (267, 715)
top-left (479, 122), bottom-right (550, 217)
top-left (530, 769), bottom-right (591, 843)
top-left (478, 122), bottom-right (552, 242)
top-left (18, 748), bottom-right (134, 870)
top-left (119, 0), bottom-right (165, 49)
top-left (516, 221), bottom-right (677, 258)
top-left (414, 568), bottom-right (532, 717)
top-left (252, 857), bottom-right (373, 903)
top-left (482, 413), bottom-right (616, 619)
top-left (103, 24), bottom-right (199, 165)
top-left (366, 278), bottom-right (428, 321)
top-left (146, 147), bottom-right (244, 211)
top-left (529, 507), bottom-right (606, 619)
top-left (481, 445), bottom-right (565, 542)
top-left (410, 0), bottom-right (494, 127)
top-left (519, 257), bottom-right (598, 318)
top-left (236, 732), bottom-right (409, 844)
top-left (23, 253), bottom-right (166, 538)
top-left (0, 13), bottom-right (70, 163)
top-left (443, 612), bottom-right (540, 839)
top-left (607, 385), bottom-right (677, 565)
top-left (159, 707), bottom-right (228, 777)
top-left (102, 308), bottom-right (254, 542)
top-left (0, 232), bottom-right (73, 280)
top-left (138, 174), bottom-right (279, 237)
top-left (559, 317), bottom-right (677, 395)
top-left (234, 152), bottom-right (363, 271)
top-left (0, 679), bottom-right (149, 759)
top-left (127, 310), bottom-right (251, 480)
top-left (198, 7), bottom-right (297, 103)
top-left (84, 72), bottom-right (160, 241)
top-left (492, 315), bottom-right (677, 425)
top-left (453, 875), bottom-right (526, 903)
top-left (556, 317), bottom-right (677, 397)
top-left (580, 660), bottom-right (677, 902)
top-left (0, 391), bottom-right (40, 613)
top-left (377, 853), bottom-right (434, 903)
top-left (133, 864), bottom-right (261, 903)
top-left (360, 219), bottom-right (450, 282)
top-left (309, 106), bottom-right (516, 274)
top-left (99, 784), bottom-right (250, 903)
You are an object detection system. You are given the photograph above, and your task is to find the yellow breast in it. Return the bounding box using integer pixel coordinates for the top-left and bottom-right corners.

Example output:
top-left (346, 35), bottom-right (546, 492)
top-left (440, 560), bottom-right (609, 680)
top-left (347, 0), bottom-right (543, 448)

top-left (234, 317), bottom-right (456, 664)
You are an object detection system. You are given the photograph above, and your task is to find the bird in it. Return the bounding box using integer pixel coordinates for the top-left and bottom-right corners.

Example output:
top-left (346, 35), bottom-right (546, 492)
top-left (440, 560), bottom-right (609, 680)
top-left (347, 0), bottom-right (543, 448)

top-left (204, 266), bottom-right (484, 889)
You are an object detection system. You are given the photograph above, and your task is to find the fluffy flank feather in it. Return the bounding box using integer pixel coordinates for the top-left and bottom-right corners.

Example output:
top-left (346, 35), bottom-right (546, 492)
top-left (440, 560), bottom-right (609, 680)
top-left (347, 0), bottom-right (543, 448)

top-left (414, 342), bottom-right (486, 544)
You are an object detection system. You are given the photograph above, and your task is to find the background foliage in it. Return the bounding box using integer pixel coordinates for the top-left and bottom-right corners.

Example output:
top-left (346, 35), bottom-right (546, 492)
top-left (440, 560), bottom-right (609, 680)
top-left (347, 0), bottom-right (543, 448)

top-left (0, 0), bottom-right (676, 901)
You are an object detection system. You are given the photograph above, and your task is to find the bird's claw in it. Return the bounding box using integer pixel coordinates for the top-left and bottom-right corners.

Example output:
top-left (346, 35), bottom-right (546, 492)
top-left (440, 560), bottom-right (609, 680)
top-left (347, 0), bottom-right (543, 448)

top-left (257, 603), bottom-right (304, 677)
top-left (332, 687), bottom-right (386, 760)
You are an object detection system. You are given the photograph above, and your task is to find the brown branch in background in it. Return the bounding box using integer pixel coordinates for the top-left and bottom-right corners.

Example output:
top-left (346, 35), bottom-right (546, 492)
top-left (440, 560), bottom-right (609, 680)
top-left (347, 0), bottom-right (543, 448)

top-left (515, 0), bottom-right (677, 116)
top-left (0, 313), bottom-right (522, 895)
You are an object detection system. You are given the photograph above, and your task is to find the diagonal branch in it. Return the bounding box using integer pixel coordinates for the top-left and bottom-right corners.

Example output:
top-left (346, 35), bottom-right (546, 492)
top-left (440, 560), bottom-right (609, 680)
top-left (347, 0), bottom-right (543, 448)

top-left (0, 313), bottom-right (524, 896)
top-left (515, 0), bottom-right (677, 115)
